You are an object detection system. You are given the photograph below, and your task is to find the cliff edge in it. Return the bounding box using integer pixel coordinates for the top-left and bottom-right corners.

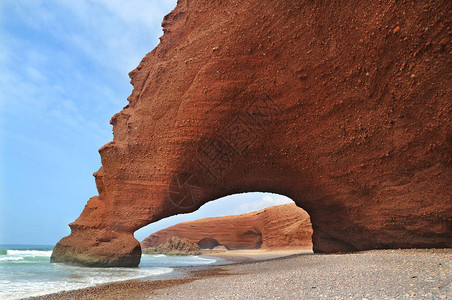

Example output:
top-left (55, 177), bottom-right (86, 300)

top-left (52, 0), bottom-right (451, 267)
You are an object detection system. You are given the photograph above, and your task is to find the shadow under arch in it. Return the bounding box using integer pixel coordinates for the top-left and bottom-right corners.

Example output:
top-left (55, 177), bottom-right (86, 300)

top-left (198, 237), bottom-right (222, 249)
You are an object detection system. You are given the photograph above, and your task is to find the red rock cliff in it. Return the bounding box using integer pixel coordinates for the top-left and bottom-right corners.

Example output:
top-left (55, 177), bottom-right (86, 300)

top-left (51, 0), bottom-right (451, 267)
top-left (141, 204), bottom-right (313, 250)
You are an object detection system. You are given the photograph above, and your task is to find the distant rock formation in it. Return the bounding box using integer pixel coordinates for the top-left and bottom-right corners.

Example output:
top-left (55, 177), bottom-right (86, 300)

top-left (141, 204), bottom-right (313, 250)
top-left (198, 237), bottom-right (221, 249)
top-left (142, 236), bottom-right (202, 256)
top-left (212, 245), bottom-right (228, 252)
top-left (52, 0), bottom-right (452, 267)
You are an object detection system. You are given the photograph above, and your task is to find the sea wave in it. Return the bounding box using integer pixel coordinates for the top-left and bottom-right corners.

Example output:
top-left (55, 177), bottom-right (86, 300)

top-left (0, 247), bottom-right (217, 300)
top-left (0, 266), bottom-right (173, 300)
top-left (7, 250), bottom-right (52, 257)
top-left (151, 254), bottom-right (166, 257)
top-left (0, 257), bottom-right (23, 262)
top-left (192, 256), bottom-right (217, 264)
top-left (0, 250), bottom-right (53, 263)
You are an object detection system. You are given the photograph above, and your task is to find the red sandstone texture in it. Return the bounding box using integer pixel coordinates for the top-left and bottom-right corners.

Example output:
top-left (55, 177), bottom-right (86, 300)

top-left (51, 0), bottom-right (451, 267)
top-left (141, 204), bottom-right (313, 250)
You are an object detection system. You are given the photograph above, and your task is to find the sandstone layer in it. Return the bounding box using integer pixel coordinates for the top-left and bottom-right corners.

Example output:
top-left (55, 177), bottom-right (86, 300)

top-left (141, 204), bottom-right (313, 250)
top-left (52, 0), bottom-right (451, 267)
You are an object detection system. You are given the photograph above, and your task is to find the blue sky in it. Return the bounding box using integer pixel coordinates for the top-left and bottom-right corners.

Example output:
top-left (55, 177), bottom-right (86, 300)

top-left (0, 0), bottom-right (292, 245)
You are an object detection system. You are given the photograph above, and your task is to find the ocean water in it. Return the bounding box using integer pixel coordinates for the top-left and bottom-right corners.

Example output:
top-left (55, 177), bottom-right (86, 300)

top-left (0, 244), bottom-right (217, 300)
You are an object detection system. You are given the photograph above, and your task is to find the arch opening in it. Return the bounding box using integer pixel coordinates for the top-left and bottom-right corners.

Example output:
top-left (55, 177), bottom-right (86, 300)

top-left (197, 238), bottom-right (221, 249)
top-left (136, 192), bottom-right (313, 257)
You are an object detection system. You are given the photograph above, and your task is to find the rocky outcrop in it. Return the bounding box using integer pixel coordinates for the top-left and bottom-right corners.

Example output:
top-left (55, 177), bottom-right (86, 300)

top-left (141, 204), bottom-right (313, 250)
top-left (142, 236), bottom-right (202, 256)
top-left (51, 0), bottom-right (452, 267)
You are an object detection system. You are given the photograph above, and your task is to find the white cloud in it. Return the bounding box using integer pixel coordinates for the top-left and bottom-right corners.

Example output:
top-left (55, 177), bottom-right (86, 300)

top-left (232, 194), bottom-right (294, 215)
top-left (0, 0), bottom-right (181, 244)
top-left (93, 0), bottom-right (177, 27)
top-left (0, 0), bottom-right (178, 146)
top-left (25, 66), bottom-right (45, 82)
top-left (53, 0), bottom-right (177, 74)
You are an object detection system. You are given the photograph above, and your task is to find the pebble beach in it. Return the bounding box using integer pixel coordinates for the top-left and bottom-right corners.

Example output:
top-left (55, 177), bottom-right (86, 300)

top-left (26, 249), bottom-right (451, 299)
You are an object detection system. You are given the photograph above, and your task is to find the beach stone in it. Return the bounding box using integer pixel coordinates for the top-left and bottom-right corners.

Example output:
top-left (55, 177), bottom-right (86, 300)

top-left (52, 0), bottom-right (451, 267)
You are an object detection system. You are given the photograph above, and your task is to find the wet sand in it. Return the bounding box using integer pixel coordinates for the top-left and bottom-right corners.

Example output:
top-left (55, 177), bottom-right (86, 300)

top-left (26, 249), bottom-right (451, 300)
top-left (202, 248), bottom-right (313, 263)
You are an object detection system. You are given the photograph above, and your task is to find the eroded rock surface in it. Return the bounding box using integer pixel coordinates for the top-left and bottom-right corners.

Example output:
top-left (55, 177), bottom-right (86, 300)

top-left (52, 0), bottom-right (452, 267)
top-left (141, 204), bottom-right (313, 250)
top-left (142, 236), bottom-right (202, 256)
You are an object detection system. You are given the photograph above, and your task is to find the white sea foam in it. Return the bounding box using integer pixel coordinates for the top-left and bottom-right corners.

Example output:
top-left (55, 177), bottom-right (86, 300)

top-left (0, 250), bottom-right (53, 263)
top-left (0, 266), bottom-right (173, 300)
top-left (0, 257), bottom-right (23, 261)
top-left (7, 250), bottom-right (52, 257)
top-left (0, 247), bottom-right (218, 300)
top-left (191, 256), bottom-right (217, 264)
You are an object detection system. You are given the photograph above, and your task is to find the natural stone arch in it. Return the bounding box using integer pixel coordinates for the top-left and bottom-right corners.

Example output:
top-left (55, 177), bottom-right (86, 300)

top-left (51, 0), bottom-right (451, 267)
top-left (197, 238), bottom-right (221, 249)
